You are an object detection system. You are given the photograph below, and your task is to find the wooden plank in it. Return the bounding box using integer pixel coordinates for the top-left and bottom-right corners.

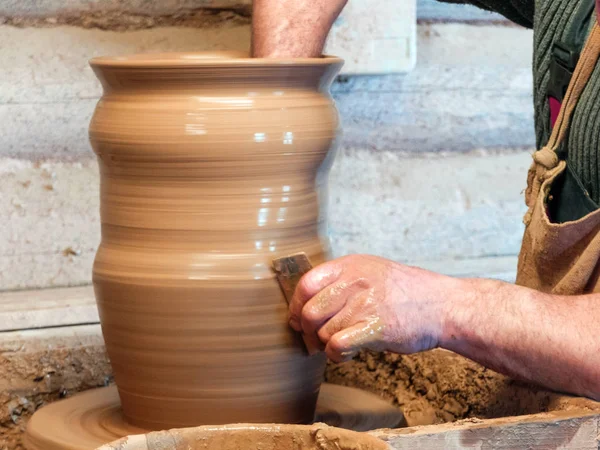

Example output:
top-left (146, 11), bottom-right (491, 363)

top-left (372, 412), bottom-right (600, 449)
top-left (0, 322), bottom-right (103, 349)
top-left (0, 286), bottom-right (98, 331)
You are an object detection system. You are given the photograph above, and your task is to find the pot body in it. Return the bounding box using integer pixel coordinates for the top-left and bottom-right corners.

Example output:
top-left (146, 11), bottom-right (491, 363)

top-left (89, 53), bottom-right (342, 429)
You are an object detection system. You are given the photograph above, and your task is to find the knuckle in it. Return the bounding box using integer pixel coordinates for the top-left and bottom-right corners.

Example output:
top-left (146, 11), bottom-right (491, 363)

top-left (295, 274), bottom-right (312, 299)
top-left (327, 335), bottom-right (346, 355)
top-left (301, 307), bottom-right (321, 329)
top-left (326, 338), bottom-right (352, 363)
top-left (288, 308), bottom-right (300, 322)
top-left (302, 304), bottom-right (321, 321)
top-left (288, 300), bottom-right (301, 319)
top-left (298, 263), bottom-right (341, 297)
top-left (354, 277), bottom-right (370, 289)
top-left (317, 325), bottom-right (331, 343)
top-left (352, 294), bottom-right (370, 310)
top-left (327, 353), bottom-right (344, 364)
top-left (297, 270), bottom-right (323, 298)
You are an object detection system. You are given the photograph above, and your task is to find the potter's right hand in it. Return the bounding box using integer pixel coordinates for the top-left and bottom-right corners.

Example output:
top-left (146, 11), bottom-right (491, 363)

top-left (252, 0), bottom-right (348, 58)
top-left (288, 255), bottom-right (458, 362)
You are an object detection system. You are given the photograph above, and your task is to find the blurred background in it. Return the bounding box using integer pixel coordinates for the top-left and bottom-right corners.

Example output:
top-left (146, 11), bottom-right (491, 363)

top-left (1, 0), bottom-right (533, 295)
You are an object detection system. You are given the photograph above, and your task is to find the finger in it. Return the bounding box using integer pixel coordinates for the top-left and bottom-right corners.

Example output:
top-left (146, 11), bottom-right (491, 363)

top-left (317, 291), bottom-right (370, 343)
top-left (301, 330), bottom-right (325, 356)
top-left (300, 278), bottom-right (368, 344)
top-left (325, 321), bottom-right (382, 363)
top-left (288, 260), bottom-right (344, 330)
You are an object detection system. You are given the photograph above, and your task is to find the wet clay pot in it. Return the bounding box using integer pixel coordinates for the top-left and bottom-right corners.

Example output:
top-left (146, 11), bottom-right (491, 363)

top-left (88, 52), bottom-right (343, 429)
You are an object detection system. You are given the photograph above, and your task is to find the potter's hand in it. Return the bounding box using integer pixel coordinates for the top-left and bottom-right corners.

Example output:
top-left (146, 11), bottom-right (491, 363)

top-left (252, 0), bottom-right (348, 58)
top-left (288, 255), bottom-right (455, 362)
top-left (293, 256), bottom-right (600, 402)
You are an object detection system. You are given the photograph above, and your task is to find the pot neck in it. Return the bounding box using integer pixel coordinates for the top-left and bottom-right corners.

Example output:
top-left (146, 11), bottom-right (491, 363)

top-left (91, 62), bottom-right (342, 95)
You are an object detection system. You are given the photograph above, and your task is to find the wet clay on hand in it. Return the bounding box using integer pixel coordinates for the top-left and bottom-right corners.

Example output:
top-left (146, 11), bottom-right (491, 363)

top-left (88, 52), bottom-right (343, 429)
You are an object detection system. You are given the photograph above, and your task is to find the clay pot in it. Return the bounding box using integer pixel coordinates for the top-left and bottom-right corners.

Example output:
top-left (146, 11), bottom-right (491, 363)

top-left (88, 52), bottom-right (343, 429)
top-left (97, 424), bottom-right (389, 450)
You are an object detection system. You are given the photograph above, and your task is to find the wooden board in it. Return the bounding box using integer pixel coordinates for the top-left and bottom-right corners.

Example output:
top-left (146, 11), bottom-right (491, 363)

top-left (372, 411), bottom-right (600, 449)
top-left (0, 286), bottom-right (98, 331)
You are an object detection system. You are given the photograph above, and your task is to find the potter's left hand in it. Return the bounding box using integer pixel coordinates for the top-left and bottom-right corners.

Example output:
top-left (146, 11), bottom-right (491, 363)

top-left (288, 255), bottom-right (457, 362)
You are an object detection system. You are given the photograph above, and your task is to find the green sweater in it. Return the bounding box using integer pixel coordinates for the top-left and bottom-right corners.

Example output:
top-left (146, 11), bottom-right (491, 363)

top-left (442, 0), bottom-right (600, 209)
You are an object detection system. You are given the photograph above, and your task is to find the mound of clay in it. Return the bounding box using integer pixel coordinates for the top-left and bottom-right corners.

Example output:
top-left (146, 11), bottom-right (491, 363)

top-left (98, 423), bottom-right (389, 450)
top-left (325, 349), bottom-right (588, 427)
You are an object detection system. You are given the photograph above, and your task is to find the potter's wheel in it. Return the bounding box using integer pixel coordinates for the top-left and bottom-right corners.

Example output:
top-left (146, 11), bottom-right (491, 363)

top-left (24, 383), bottom-right (404, 450)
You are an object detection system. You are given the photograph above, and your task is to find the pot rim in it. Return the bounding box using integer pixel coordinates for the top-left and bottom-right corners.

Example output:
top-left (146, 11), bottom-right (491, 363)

top-left (90, 51), bottom-right (343, 69)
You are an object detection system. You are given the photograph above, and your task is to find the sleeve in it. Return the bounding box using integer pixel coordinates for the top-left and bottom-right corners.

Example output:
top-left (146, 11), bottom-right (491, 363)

top-left (438, 0), bottom-right (534, 29)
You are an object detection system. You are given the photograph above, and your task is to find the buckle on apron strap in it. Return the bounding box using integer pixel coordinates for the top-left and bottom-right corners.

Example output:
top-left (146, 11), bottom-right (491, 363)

top-left (546, 0), bottom-right (595, 128)
top-left (548, 42), bottom-right (580, 128)
top-left (548, 41), bottom-right (579, 102)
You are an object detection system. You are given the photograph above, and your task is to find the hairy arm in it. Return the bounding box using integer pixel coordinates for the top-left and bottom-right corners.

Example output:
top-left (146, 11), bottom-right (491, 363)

top-left (290, 255), bottom-right (600, 400)
top-left (442, 278), bottom-right (600, 399)
top-left (251, 0), bottom-right (347, 57)
top-left (251, 0), bottom-right (532, 58)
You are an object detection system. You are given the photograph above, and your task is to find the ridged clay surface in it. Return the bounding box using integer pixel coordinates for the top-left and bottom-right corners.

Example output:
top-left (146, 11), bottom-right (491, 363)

top-left (88, 52), bottom-right (343, 428)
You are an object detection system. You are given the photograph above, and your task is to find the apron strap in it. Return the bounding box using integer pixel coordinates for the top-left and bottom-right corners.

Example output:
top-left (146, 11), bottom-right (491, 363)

top-left (547, 0), bottom-right (596, 128)
top-left (546, 21), bottom-right (600, 154)
top-left (525, 19), bottom-right (600, 225)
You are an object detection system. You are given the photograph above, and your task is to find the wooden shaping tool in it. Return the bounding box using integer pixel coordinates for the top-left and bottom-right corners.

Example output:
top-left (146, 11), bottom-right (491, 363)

top-left (272, 252), bottom-right (319, 355)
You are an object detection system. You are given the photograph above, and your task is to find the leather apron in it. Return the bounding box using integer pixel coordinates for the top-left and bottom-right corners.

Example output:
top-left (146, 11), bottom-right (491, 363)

top-left (517, 20), bottom-right (600, 294)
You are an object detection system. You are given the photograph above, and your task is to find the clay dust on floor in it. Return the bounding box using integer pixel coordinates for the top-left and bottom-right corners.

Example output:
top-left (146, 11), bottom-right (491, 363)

top-left (0, 343), bottom-right (112, 450)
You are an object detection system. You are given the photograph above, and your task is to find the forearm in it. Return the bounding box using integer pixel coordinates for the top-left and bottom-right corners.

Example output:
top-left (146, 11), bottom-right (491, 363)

top-left (251, 0), bottom-right (347, 57)
top-left (440, 278), bottom-right (600, 399)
